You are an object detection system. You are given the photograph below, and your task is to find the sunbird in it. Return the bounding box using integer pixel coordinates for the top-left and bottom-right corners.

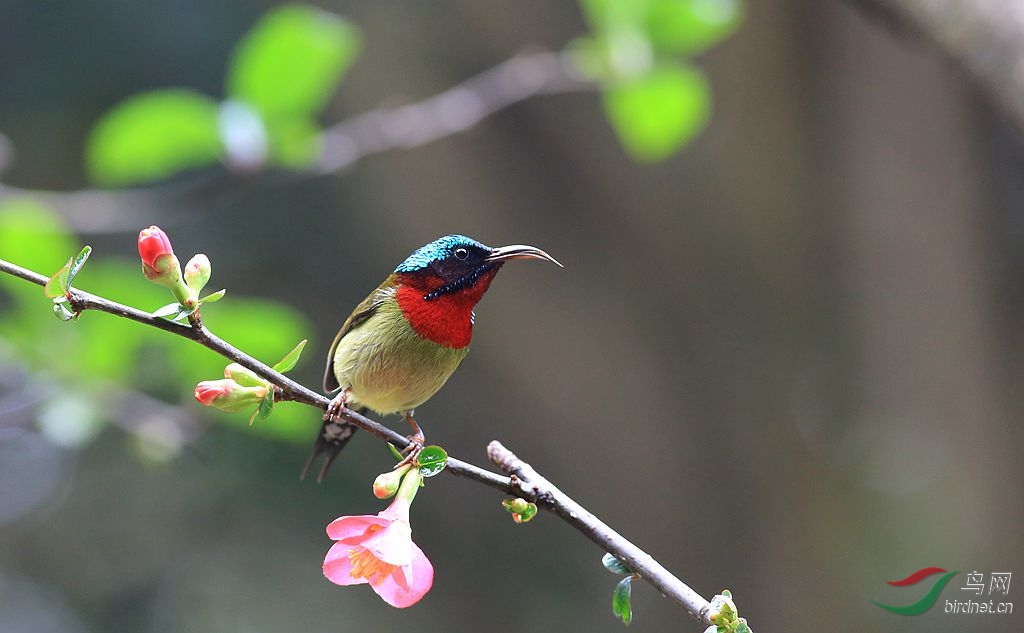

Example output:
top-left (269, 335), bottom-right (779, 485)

top-left (303, 234), bottom-right (561, 481)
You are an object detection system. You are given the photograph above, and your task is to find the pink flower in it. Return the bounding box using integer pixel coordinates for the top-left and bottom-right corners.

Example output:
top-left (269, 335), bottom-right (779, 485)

top-left (323, 471), bottom-right (433, 607)
top-left (138, 226), bottom-right (175, 279)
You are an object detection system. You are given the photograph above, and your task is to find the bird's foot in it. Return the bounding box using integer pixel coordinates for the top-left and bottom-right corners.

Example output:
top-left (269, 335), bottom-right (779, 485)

top-left (401, 411), bottom-right (425, 454)
top-left (401, 432), bottom-right (426, 456)
top-left (324, 389), bottom-right (349, 422)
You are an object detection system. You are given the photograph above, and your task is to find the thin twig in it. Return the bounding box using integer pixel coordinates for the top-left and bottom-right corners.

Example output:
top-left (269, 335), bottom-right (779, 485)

top-left (488, 440), bottom-right (713, 625)
top-left (316, 50), bottom-right (592, 172)
top-left (0, 256), bottom-right (717, 627)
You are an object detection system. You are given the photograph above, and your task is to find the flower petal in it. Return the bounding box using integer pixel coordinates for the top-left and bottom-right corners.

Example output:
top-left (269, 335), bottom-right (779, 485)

top-left (323, 542), bottom-right (368, 586)
top-left (371, 543), bottom-right (433, 608)
top-left (326, 515), bottom-right (388, 540)
top-left (360, 520), bottom-right (413, 566)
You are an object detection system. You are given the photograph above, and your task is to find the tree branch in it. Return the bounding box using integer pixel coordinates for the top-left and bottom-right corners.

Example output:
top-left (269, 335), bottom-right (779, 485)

top-left (846, 0), bottom-right (1024, 131)
top-left (316, 50), bottom-right (592, 173)
top-left (0, 50), bottom-right (593, 225)
top-left (0, 255), bottom-right (720, 628)
top-left (488, 440), bottom-right (713, 623)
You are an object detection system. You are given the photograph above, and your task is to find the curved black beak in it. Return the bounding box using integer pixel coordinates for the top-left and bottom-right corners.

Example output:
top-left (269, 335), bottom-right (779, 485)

top-left (484, 244), bottom-right (562, 267)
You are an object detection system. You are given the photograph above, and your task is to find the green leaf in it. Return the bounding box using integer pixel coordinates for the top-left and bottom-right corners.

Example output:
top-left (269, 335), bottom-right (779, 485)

top-left (387, 442), bottom-right (405, 462)
top-left (0, 200), bottom-right (77, 309)
top-left (87, 89), bottom-right (222, 186)
top-left (152, 302), bottom-right (183, 318)
top-left (199, 289), bottom-right (226, 304)
top-left (67, 245), bottom-right (92, 287)
top-left (44, 260), bottom-right (71, 299)
top-left (513, 502), bottom-right (538, 523)
top-left (227, 4), bottom-right (360, 121)
top-left (416, 445), bottom-right (448, 478)
top-left (43, 245), bottom-right (90, 299)
top-left (646, 0), bottom-right (743, 55)
top-left (52, 300), bottom-right (77, 321)
top-left (612, 576), bottom-right (633, 626)
top-left (602, 553), bottom-right (632, 575)
top-left (272, 338), bottom-right (307, 373)
top-left (256, 390), bottom-right (275, 421)
top-left (603, 63), bottom-right (710, 161)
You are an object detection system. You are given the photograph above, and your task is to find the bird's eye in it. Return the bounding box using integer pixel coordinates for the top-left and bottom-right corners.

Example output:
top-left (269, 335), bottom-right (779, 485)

top-left (454, 247), bottom-right (469, 260)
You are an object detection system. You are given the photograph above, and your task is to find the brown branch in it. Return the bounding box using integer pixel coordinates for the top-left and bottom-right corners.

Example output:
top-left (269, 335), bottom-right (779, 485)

top-left (488, 440), bottom-right (713, 624)
top-left (0, 256), bottom-right (722, 628)
top-left (846, 0), bottom-right (1024, 131)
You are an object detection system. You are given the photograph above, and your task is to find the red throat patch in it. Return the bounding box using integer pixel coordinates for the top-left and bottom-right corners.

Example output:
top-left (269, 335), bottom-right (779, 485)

top-left (394, 269), bottom-right (500, 348)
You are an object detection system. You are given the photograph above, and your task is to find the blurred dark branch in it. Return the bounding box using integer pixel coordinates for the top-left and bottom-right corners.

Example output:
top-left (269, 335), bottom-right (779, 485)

top-left (0, 255), bottom-right (719, 629)
top-left (316, 50), bottom-right (592, 172)
top-left (0, 50), bottom-right (592, 227)
top-left (847, 0), bottom-right (1024, 130)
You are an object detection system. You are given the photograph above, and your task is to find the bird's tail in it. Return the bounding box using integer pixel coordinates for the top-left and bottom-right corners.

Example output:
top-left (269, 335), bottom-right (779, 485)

top-left (300, 411), bottom-right (361, 483)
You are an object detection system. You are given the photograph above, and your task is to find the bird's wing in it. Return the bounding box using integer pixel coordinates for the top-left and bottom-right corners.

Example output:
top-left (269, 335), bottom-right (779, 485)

top-left (322, 286), bottom-right (392, 393)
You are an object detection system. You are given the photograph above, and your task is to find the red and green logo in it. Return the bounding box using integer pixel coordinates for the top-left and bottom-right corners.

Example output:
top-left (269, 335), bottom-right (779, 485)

top-left (872, 567), bottom-right (959, 615)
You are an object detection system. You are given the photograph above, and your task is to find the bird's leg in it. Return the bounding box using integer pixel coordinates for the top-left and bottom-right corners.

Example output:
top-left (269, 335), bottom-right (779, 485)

top-left (325, 388), bottom-right (349, 422)
top-left (401, 410), bottom-right (425, 454)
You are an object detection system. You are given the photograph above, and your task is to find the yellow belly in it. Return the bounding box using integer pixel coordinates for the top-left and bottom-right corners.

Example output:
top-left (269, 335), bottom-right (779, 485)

top-left (331, 299), bottom-right (469, 415)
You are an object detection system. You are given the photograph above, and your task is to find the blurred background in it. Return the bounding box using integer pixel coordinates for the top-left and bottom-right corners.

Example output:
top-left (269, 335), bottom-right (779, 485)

top-left (1, 1), bottom-right (1022, 632)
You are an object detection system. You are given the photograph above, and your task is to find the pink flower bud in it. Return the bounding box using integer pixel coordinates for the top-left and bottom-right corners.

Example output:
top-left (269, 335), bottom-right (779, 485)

top-left (194, 378), bottom-right (268, 413)
top-left (184, 253), bottom-right (211, 294)
top-left (372, 464), bottom-right (412, 499)
top-left (138, 226), bottom-right (192, 304)
top-left (138, 226), bottom-right (174, 273)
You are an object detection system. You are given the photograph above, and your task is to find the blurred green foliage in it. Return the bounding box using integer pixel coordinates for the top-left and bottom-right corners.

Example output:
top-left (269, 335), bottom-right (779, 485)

top-left (87, 90), bottom-right (222, 186)
top-left (86, 3), bottom-right (361, 185)
top-left (85, 1), bottom-right (741, 185)
top-left (227, 3), bottom-right (359, 151)
top-left (575, 0), bottom-right (741, 160)
top-left (0, 200), bottom-right (318, 449)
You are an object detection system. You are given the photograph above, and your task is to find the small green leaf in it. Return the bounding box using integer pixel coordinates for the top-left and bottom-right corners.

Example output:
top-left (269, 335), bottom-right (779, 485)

top-left (646, 0), bottom-right (743, 56)
top-left (512, 502), bottom-right (538, 523)
top-left (66, 245), bottom-right (92, 288)
top-left (52, 300), bottom-right (77, 321)
top-left (272, 338), bottom-right (307, 373)
top-left (603, 63), bottom-right (710, 161)
top-left (44, 261), bottom-right (71, 298)
top-left (387, 442), bottom-right (405, 462)
top-left (502, 498), bottom-right (531, 514)
top-left (199, 289), bottom-right (226, 304)
top-left (87, 89), bottom-right (222, 186)
top-left (416, 445), bottom-right (448, 478)
top-left (602, 553), bottom-right (632, 575)
top-left (171, 308), bottom-right (192, 322)
top-left (612, 576), bottom-right (633, 626)
top-left (152, 302), bottom-right (183, 318)
top-left (227, 4), bottom-right (360, 121)
top-left (256, 390), bottom-right (275, 421)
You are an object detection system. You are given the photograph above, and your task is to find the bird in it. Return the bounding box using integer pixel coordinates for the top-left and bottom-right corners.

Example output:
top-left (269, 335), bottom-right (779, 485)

top-left (302, 234), bottom-right (561, 481)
